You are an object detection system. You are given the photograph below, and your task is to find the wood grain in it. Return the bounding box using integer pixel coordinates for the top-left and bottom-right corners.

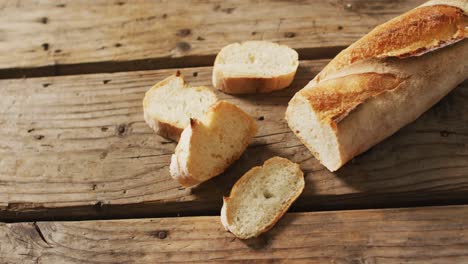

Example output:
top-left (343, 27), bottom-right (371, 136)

top-left (0, 59), bottom-right (467, 221)
top-left (3, 205), bottom-right (468, 263)
top-left (0, 0), bottom-right (426, 78)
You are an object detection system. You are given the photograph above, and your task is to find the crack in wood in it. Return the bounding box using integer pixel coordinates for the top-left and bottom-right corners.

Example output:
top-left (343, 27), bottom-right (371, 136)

top-left (33, 222), bottom-right (50, 247)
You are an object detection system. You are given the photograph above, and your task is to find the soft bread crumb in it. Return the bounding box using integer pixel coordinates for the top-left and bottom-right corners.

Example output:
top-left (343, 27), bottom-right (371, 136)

top-left (221, 157), bottom-right (304, 239)
top-left (286, 91), bottom-right (342, 171)
top-left (143, 73), bottom-right (217, 141)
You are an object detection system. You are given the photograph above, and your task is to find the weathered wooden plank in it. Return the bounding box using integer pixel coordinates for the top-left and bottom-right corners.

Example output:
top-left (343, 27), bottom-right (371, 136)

top-left (0, 0), bottom-right (426, 78)
top-left (3, 205), bottom-right (468, 263)
top-left (0, 59), bottom-right (467, 221)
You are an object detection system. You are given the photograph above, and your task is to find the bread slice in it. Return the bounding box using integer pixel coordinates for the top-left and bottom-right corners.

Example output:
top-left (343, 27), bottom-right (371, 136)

top-left (143, 72), bottom-right (217, 141)
top-left (221, 157), bottom-right (304, 239)
top-left (212, 41), bottom-right (299, 94)
top-left (170, 101), bottom-right (257, 187)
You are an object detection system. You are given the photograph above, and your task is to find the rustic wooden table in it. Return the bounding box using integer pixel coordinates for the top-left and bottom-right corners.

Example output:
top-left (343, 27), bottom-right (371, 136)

top-left (1, 0), bottom-right (467, 263)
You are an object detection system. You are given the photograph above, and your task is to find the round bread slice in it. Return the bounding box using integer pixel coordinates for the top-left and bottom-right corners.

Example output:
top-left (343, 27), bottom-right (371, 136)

top-left (221, 156), bottom-right (304, 239)
top-left (143, 72), bottom-right (217, 141)
top-left (170, 101), bottom-right (257, 187)
top-left (212, 41), bottom-right (299, 94)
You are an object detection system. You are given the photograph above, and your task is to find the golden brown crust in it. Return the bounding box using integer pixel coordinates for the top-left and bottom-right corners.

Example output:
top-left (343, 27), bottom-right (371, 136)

top-left (317, 5), bottom-right (467, 81)
top-left (175, 173), bottom-right (201, 187)
top-left (154, 121), bottom-right (183, 142)
top-left (301, 73), bottom-right (404, 125)
top-left (216, 72), bottom-right (296, 94)
top-left (143, 107), bottom-right (183, 141)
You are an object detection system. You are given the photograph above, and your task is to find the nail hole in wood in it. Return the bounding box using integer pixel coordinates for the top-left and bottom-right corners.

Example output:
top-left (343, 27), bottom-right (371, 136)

top-left (440, 130), bottom-right (450, 137)
top-left (99, 151), bottom-right (108, 160)
top-left (157, 231), bottom-right (168, 239)
top-left (176, 28), bottom-right (191, 37)
top-left (175, 42), bottom-right (191, 52)
top-left (221, 7), bottom-right (235, 14)
top-left (284, 32), bottom-right (296, 38)
top-left (149, 230), bottom-right (168, 239)
top-left (116, 124), bottom-right (127, 136)
top-left (95, 201), bottom-right (104, 209)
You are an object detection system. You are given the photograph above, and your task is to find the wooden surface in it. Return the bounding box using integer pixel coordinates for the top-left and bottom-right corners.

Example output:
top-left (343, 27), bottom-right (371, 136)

top-left (0, 0), bottom-right (426, 78)
top-left (1, 59), bottom-right (467, 221)
top-left (3, 205), bottom-right (468, 263)
top-left (1, 0), bottom-right (467, 262)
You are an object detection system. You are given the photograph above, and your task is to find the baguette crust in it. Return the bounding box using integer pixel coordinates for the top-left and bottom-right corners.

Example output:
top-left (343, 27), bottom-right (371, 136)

top-left (287, 0), bottom-right (468, 171)
top-left (221, 157), bottom-right (304, 239)
top-left (316, 3), bottom-right (467, 82)
top-left (143, 111), bottom-right (183, 141)
top-left (169, 120), bottom-right (200, 186)
top-left (213, 70), bottom-right (296, 94)
top-left (302, 73), bottom-right (404, 125)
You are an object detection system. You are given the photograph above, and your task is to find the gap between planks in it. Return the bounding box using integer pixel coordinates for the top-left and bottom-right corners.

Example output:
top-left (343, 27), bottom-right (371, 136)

top-left (2, 205), bottom-right (468, 263)
top-left (0, 46), bottom-right (345, 80)
top-left (0, 0), bottom-right (427, 79)
top-left (3, 196), bottom-right (468, 223)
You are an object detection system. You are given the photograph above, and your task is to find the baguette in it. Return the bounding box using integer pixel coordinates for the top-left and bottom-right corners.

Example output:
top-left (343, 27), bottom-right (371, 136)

top-left (212, 41), bottom-right (299, 94)
top-left (286, 0), bottom-right (468, 171)
top-left (221, 157), bottom-right (304, 239)
top-left (143, 72), bottom-right (217, 141)
top-left (170, 101), bottom-right (257, 187)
